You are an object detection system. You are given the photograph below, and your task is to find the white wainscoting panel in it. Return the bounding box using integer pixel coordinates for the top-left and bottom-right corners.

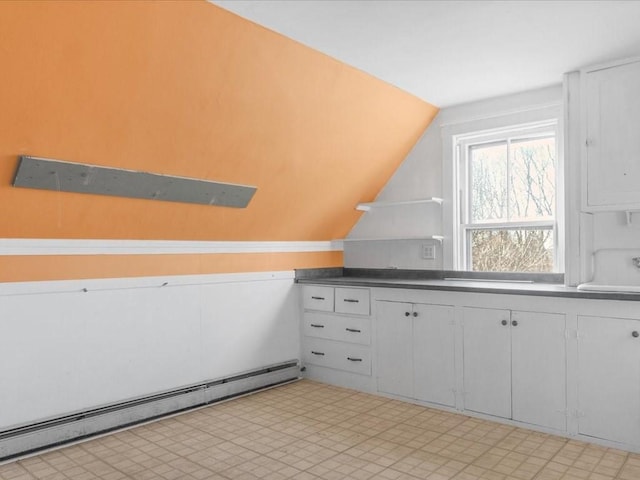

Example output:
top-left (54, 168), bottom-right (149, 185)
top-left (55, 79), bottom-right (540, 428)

top-left (0, 272), bottom-right (299, 430)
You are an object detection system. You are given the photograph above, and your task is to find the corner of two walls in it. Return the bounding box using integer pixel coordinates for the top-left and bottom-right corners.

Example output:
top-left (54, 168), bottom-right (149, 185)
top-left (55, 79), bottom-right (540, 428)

top-left (345, 124), bottom-right (444, 270)
top-left (346, 85), bottom-right (567, 272)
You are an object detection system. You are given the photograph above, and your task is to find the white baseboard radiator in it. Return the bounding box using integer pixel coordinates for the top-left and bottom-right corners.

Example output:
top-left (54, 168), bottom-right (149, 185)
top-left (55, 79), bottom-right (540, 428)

top-left (0, 361), bottom-right (300, 462)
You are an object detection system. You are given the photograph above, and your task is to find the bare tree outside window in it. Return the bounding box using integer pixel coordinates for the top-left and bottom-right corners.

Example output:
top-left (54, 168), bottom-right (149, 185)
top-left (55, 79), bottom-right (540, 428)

top-left (466, 135), bottom-right (556, 272)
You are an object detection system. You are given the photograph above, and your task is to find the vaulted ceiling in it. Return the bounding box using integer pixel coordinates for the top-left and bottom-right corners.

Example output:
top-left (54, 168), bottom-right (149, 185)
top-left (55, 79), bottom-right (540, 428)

top-left (213, 0), bottom-right (640, 107)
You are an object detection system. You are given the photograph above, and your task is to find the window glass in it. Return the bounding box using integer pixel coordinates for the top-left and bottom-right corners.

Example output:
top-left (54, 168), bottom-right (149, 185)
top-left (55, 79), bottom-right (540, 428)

top-left (459, 124), bottom-right (558, 273)
top-left (468, 228), bottom-right (554, 273)
top-left (509, 136), bottom-right (556, 222)
top-left (470, 142), bottom-right (507, 223)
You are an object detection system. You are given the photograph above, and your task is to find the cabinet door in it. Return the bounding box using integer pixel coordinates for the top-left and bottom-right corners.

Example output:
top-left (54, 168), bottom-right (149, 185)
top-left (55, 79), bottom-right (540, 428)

top-left (511, 311), bottom-right (566, 431)
top-left (413, 304), bottom-right (456, 407)
top-left (585, 59), bottom-right (640, 208)
top-left (578, 315), bottom-right (640, 446)
top-left (376, 301), bottom-right (413, 398)
top-left (463, 307), bottom-right (511, 418)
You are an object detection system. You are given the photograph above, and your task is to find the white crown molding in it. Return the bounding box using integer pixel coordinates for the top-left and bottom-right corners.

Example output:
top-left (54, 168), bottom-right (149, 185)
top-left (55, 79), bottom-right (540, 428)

top-left (0, 239), bottom-right (344, 256)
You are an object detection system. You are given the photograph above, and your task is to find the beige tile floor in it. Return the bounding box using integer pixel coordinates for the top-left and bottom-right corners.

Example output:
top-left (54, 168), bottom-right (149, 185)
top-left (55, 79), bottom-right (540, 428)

top-left (1, 380), bottom-right (639, 480)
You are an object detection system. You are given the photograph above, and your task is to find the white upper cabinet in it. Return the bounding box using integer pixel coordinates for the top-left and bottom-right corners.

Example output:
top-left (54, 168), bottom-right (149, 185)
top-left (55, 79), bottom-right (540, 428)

top-left (583, 57), bottom-right (640, 210)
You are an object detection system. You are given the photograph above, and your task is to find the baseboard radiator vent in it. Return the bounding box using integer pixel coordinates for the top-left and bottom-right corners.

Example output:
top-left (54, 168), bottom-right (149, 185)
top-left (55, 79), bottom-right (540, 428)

top-left (0, 361), bottom-right (299, 462)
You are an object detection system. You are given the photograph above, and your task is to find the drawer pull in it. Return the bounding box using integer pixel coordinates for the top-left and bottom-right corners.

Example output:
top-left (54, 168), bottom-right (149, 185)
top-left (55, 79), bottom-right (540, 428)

top-left (311, 296), bottom-right (325, 300)
top-left (311, 351), bottom-right (325, 356)
top-left (343, 298), bottom-right (359, 303)
top-left (347, 357), bottom-right (363, 362)
top-left (310, 324), bottom-right (325, 328)
top-left (345, 328), bottom-right (361, 333)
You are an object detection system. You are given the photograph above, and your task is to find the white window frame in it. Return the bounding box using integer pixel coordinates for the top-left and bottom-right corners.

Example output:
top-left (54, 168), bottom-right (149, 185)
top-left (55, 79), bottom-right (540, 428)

top-left (441, 104), bottom-right (564, 274)
top-left (456, 121), bottom-right (560, 272)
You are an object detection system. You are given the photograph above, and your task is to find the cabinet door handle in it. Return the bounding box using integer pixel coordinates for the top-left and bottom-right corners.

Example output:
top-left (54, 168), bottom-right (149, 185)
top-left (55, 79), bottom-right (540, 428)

top-left (413, 311), bottom-right (418, 317)
top-left (501, 319), bottom-right (508, 326)
top-left (633, 331), bottom-right (639, 338)
top-left (310, 324), bottom-right (324, 328)
top-left (512, 320), bottom-right (518, 327)
top-left (311, 351), bottom-right (325, 356)
top-left (343, 298), bottom-right (359, 303)
top-left (405, 312), bottom-right (411, 317)
top-left (311, 296), bottom-right (325, 300)
top-left (347, 357), bottom-right (363, 362)
top-left (345, 328), bottom-right (361, 333)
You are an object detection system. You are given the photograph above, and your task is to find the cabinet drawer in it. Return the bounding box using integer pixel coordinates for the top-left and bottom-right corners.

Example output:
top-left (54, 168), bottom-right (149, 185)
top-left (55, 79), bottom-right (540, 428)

top-left (302, 286), bottom-right (335, 312)
top-left (303, 312), bottom-right (371, 345)
top-left (335, 288), bottom-right (370, 315)
top-left (303, 338), bottom-right (371, 375)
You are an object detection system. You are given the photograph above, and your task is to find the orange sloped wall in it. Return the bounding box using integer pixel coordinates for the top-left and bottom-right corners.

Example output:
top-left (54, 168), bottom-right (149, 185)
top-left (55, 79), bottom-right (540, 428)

top-left (0, 0), bottom-right (437, 242)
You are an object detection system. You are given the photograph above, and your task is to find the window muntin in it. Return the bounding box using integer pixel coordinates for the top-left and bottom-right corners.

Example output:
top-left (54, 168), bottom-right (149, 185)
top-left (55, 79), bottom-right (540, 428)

top-left (459, 124), bottom-right (558, 273)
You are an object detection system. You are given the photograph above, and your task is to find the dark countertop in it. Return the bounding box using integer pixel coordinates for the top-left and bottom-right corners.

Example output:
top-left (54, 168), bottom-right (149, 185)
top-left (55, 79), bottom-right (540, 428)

top-left (295, 268), bottom-right (640, 301)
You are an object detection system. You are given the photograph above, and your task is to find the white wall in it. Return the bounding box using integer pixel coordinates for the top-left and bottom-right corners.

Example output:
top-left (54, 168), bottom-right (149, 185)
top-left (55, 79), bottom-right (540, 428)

top-left (346, 85), bottom-right (564, 271)
top-left (0, 272), bottom-right (299, 430)
top-left (593, 213), bottom-right (640, 250)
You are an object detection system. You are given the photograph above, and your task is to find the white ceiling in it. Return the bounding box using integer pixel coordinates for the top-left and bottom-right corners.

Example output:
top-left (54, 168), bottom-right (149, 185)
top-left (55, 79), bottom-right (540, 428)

top-left (211, 0), bottom-right (640, 107)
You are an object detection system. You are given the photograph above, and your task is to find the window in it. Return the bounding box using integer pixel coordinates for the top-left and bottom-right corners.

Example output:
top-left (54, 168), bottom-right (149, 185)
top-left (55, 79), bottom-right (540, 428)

top-left (457, 121), bottom-right (559, 273)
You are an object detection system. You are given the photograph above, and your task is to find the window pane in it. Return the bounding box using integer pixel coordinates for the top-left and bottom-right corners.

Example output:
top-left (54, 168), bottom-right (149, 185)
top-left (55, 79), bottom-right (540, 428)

top-left (508, 136), bottom-right (556, 221)
top-left (468, 228), bottom-right (554, 273)
top-left (470, 142), bottom-right (507, 222)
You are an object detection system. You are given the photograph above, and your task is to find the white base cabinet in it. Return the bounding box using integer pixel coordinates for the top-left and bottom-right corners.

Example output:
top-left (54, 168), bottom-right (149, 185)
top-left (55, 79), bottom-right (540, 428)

top-left (463, 307), bottom-right (567, 431)
top-left (301, 285), bottom-right (374, 391)
top-left (511, 310), bottom-right (567, 430)
top-left (462, 307), bottom-right (512, 418)
top-left (376, 301), bottom-right (456, 407)
top-left (376, 301), bottom-right (414, 398)
top-left (299, 284), bottom-right (640, 452)
top-left (578, 315), bottom-right (640, 446)
top-left (413, 304), bottom-right (456, 407)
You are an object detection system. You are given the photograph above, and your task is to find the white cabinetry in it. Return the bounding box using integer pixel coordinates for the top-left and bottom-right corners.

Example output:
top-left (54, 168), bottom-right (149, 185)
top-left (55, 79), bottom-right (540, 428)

top-left (376, 301), bottom-right (456, 407)
top-left (463, 307), bottom-right (567, 431)
top-left (300, 283), bottom-right (640, 451)
top-left (462, 307), bottom-right (512, 418)
top-left (583, 57), bottom-right (640, 210)
top-left (301, 285), bottom-right (372, 387)
top-left (577, 315), bottom-right (640, 446)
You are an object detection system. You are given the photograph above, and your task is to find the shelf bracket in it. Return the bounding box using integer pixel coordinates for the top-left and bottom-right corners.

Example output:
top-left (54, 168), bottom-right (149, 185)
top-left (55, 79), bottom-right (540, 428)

top-left (625, 211), bottom-right (640, 226)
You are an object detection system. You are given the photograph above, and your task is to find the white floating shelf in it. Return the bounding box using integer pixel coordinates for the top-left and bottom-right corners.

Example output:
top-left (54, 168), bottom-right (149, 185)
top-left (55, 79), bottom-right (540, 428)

top-left (342, 235), bottom-right (444, 242)
top-left (355, 197), bottom-right (443, 211)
